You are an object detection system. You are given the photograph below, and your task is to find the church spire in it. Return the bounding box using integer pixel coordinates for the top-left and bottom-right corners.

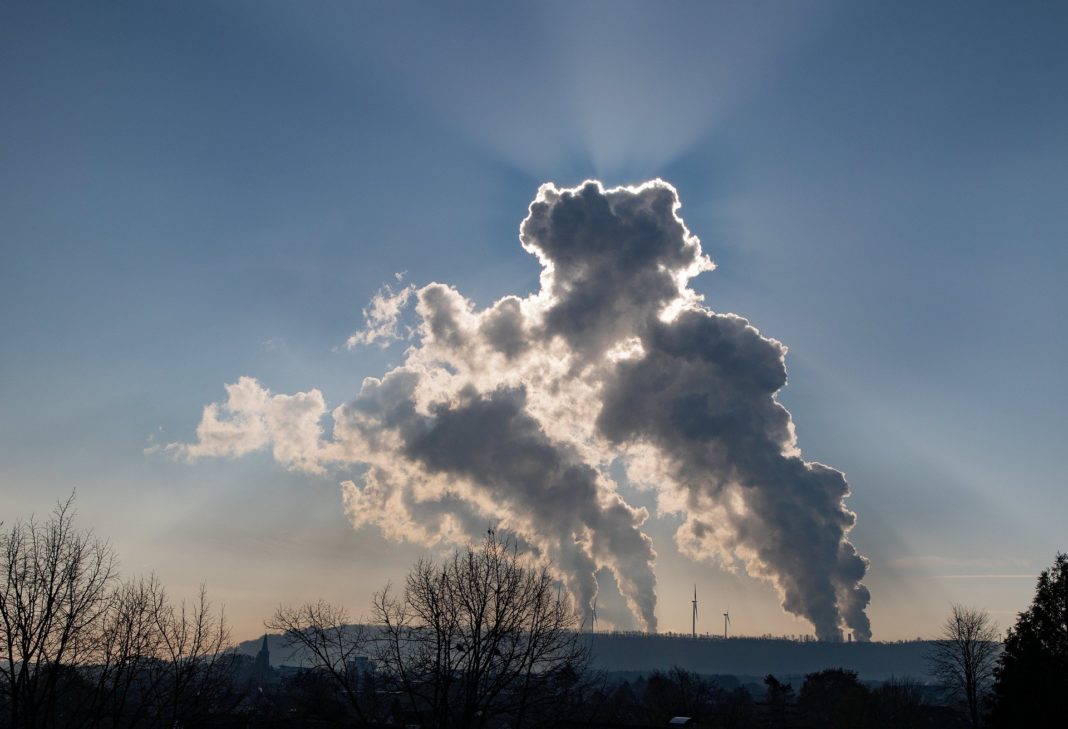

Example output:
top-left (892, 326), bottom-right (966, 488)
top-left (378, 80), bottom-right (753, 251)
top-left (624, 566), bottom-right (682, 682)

top-left (254, 632), bottom-right (270, 675)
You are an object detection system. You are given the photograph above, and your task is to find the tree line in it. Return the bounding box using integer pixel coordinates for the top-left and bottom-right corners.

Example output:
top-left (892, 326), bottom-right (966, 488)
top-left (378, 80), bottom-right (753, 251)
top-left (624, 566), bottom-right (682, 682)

top-left (2, 497), bottom-right (1065, 728)
top-left (0, 497), bottom-right (232, 728)
top-left (923, 552), bottom-right (1067, 729)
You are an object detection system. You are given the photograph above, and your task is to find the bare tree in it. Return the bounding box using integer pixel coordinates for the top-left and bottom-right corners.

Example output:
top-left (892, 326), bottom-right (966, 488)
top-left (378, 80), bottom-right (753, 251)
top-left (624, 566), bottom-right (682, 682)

top-left (0, 495), bottom-right (117, 729)
top-left (152, 584), bottom-right (235, 725)
top-left (928, 604), bottom-right (1000, 728)
top-left (372, 530), bottom-right (590, 729)
top-left (74, 578), bottom-right (235, 729)
top-left (1, 498), bottom-right (236, 728)
top-left (266, 600), bottom-right (373, 723)
top-left (76, 574), bottom-right (169, 728)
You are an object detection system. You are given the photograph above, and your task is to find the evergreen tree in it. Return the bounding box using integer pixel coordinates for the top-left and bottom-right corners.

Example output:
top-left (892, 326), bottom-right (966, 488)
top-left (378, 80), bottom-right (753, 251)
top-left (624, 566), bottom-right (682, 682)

top-left (990, 553), bottom-right (1068, 728)
top-left (798, 668), bottom-right (868, 729)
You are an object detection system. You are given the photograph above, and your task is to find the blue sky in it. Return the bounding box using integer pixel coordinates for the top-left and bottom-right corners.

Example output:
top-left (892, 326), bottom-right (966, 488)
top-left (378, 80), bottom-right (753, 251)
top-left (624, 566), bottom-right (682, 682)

top-left (2, 0), bottom-right (1065, 641)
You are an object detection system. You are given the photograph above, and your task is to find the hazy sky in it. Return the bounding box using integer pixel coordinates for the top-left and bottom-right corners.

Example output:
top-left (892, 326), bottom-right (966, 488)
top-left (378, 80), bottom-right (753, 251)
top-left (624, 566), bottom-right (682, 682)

top-left (2, 0), bottom-right (1066, 642)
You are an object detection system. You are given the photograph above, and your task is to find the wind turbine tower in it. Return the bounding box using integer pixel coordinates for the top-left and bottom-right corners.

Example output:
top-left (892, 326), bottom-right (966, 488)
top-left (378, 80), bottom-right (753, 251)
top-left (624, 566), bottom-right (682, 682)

top-left (691, 586), bottom-right (698, 639)
top-left (723, 610), bottom-right (731, 640)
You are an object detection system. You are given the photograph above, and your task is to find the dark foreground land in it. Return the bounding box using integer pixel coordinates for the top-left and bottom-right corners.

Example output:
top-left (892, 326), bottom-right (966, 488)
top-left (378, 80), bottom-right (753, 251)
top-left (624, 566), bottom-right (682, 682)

top-left (240, 630), bottom-right (938, 683)
top-left (223, 631), bottom-right (956, 729)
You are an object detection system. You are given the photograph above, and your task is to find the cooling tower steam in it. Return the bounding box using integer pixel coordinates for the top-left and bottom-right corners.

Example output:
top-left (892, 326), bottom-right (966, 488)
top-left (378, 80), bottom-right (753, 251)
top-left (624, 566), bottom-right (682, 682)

top-left (173, 180), bottom-right (872, 640)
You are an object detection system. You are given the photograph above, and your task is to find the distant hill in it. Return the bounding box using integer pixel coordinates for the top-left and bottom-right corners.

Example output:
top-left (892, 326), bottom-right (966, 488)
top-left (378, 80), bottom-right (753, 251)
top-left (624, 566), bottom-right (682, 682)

top-left (584, 633), bottom-right (936, 681)
top-left (236, 629), bottom-right (937, 682)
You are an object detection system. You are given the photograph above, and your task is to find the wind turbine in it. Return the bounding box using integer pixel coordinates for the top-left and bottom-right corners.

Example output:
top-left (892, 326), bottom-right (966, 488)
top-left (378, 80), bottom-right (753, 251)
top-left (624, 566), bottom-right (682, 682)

top-left (691, 586), bottom-right (698, 639)
top-left (723, 609), bottom-right (731, 640)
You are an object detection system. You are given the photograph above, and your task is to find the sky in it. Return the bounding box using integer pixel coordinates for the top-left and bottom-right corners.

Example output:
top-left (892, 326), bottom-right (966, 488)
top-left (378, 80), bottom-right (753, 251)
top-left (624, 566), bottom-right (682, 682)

top-left (2, 0), bottom-right (1066, 643)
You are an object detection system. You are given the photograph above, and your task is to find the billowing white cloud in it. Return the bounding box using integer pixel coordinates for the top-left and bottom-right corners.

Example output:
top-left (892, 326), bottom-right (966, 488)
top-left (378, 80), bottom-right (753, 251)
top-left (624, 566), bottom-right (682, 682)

top-left (169, 376), bottom-right (328, 475)
top-left (345, 277), bottom-right (416, 348)
top-left (172, 180), bottom-right (871, 639)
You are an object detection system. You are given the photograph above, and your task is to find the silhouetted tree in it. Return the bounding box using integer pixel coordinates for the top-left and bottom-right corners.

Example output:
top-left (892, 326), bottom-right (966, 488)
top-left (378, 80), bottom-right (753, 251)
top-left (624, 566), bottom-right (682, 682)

top-left (601, 678), bottom-right (641, 724)
top-left (152, 584), bottom-right (235, 724)
top-left (0, 495), bottom-right (117, 729)
top-left (764, 674), bottom-right (794, 727)
top-left (266, 600), bottom-right (373, 724)
top-left (990, 552), bottom-right (1068, 728)
top-left (81, 574), bottom-right (170, 727)
top-left (285, 667), bottom-right (351, 721)
top-left (0, 498), bottom-right (235, 729)
top-left (77, 578), bottom-right (236, 727)
top-left (718, 685), bottom-right (756, 729)
top-left (642, 667), bottom-right (719, 723)
top-left (639, 668), bottom-right (755, 728)
top-left (372, 530), bottom-right (590, 729)
top-left (927, 605), bottom-right (999, 728)
top-left (798, 668), bottom-right (868, 729)
top-left (868, 677), bottom-right (927, 729)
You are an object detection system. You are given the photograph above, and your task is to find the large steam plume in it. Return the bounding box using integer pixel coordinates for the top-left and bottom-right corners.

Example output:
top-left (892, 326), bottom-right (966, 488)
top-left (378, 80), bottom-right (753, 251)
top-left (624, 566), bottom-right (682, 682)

top-left (172, 180), bottom-right (871, 640)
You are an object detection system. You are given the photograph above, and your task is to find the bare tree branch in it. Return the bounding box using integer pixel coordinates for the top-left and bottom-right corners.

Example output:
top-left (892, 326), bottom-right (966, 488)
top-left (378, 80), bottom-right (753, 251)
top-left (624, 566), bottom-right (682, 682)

top-left (0, 494), bottom-right (117, 728)
top-left (371, 531), bottom-right (591, 729)
top-left (266, 600), bottom-right (372, 723)
top-left (927, 604), bottom-right (1000, 729)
